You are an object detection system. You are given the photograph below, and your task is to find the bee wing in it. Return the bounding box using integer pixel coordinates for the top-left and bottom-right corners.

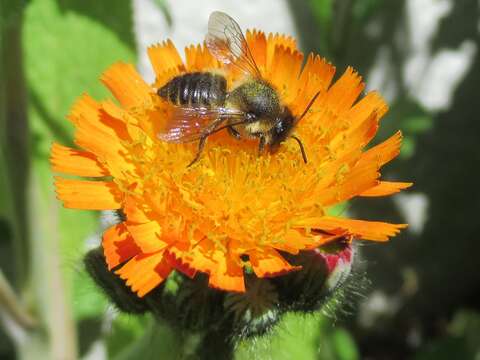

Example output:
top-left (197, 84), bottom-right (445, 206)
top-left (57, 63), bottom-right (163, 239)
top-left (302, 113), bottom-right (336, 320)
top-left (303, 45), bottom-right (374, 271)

top-left (157, 106), bottom-right (245, 143)
top-left (206, 11), bottom-right (262, 78)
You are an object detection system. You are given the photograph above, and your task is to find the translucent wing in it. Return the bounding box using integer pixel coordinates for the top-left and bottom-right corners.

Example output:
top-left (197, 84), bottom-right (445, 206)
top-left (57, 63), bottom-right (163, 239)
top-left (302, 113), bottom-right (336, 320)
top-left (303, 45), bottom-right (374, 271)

top-left (206, 11), bottom-right (261, 78)
top-left (157, 106), bottom-right (246, 143)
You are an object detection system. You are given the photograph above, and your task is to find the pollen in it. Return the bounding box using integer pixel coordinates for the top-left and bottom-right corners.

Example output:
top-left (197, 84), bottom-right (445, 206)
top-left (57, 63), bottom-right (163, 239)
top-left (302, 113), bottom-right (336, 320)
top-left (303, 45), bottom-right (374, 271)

top-left (51, 30), bottom-right (411, 297)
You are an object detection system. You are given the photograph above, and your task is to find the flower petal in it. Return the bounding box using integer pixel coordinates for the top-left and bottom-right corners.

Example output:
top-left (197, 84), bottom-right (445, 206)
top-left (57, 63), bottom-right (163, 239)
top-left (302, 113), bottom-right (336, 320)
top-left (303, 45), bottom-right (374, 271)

top-left (101, 62), bottom-right (152, 109)
top-left (54, 177), bottom-right (122, 210)
top-left (361, 181), bottom-right (413, 197)
top-left (325, 67), bottom-right (364, 114)
top-left (127, 221), bottom-right (168, 253)
top-left (329, 111), bottom-right (379, 156)
top-left (116, 251), bottom-right (172, 297)
top-left (249, 248), bottom-right (300, 278)
top-left (267, 46), bottom-right (304, 103)
top-left (318, 160), bottom-right (379, 206)
top-left (148, 39), bottom-right (184, 77)
top-left (298, 53), bottom-right (335, 95)
top-left (103, 223), bottom-right (141, 269)
top-left (68, 94), bottom-right (133, 177)
top-left (208, 252), bottom-right (245, 292)
top-left (266, 32), bottom-right (298, 62)
top-left (361, 131), bottom-right (403, 167)
top-left (306, 216), bottom-right (407, 241)
top-left (164, 247), bottom-right (197, 278)
top-left (348, 91), bottom-right (388, 128)
top-left (184, 43), bottom-right (220, 72)
top-left (50, 142), bottom-right (108, 177)
top-left (246, 30), bottom-right (267, 72)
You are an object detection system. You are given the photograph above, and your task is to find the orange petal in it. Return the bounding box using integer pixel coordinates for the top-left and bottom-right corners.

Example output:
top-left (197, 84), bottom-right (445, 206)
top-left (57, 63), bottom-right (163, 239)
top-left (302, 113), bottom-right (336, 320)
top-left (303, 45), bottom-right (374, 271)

top-left (267, 46), bottom-right (304, 103)
top-left (298, 216), bottom-right (407, 242)
top-left (246, 30), bottom-right (267, 72)
top-left (296, 53), bottom-right (336, 107)
top-left (101, 101), bottom-right (144, 142)
top-left (103, 223), bottom-right (141, 269)
top-left (324, 67), bottom-right (364, 114)
top-left (269, 229), bottom-right (320, 254)
top-left (361, 181), bottom-right (413, 197)
top-left (148, 40), bottom-right (184, 77)
top-left (50, 142), bottom-right (108, 177)
top-left (167, 239), bottom-right (215, 275)
top-left (123, 195), bottom-right (152, 223)
top-left (317, 160), bottom-right (379, 206)
top-left (266, 32), bottom-right (298, 63)
top-left (348, 91), bottom-right (388, 128)
top-left (361, 131), bottom-right (403, 167)
top-left (68, 94), bottom-right (132, 177)
top-left (249, 248), bottom-right (300, 278)
top-left (169, 239), bottom-right (246, 292)
top-left (164, 248), bottom-right (197, 278)
top-left (116, 251), bottom-right (172, 297)
top-left (101, 62), bottom-right (152, 109)
top-left (329, 111), bottom-right (379, 156)
top-left (208, 252), bottom-right (245, 292)
top-left (184, 43), bottom-right (220, 72)
top-left (54, 177), bottom-right (122, 210)
top-left (126, 221), bottom-right (168, 253)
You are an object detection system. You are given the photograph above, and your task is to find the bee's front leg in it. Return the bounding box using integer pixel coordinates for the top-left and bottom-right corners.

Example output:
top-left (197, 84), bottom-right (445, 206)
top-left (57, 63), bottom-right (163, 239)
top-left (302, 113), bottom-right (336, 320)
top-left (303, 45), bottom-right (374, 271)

top-left (227, 126), bottom-right (241, 140)
top-left (188, 135), bottom-right (208, 167)
top-left (258, 135), bottom-right (266, 156)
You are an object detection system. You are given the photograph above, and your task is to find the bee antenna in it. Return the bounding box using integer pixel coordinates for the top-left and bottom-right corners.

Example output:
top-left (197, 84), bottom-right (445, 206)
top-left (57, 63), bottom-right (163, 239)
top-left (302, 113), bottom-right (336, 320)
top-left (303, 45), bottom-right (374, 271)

top-left (296, 91), bottom-right (321, 124)
top-left (291, 135), bottom-right (308, 163)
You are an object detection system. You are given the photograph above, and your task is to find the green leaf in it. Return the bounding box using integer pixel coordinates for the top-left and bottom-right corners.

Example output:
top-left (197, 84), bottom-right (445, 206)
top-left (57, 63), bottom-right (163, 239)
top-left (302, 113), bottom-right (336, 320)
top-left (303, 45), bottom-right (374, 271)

top-left (352, 0), bottom-right (384, 22)
top-left (331, 328), bottom-right (360, 360)
top-left (308, 0), bottom-right (333, 57)
top-left (415, 309), bottom-right (480, 360)
top-left (111, 317), bottom-right (181, 360)
top-left (71, 266), bottom-right (109, 320)
top-left (402, 116), bottom-right (433, 133)
top-left (153, 0), bottom-right (173, 27)
top-left (399, 136), bottom-right (415, 159)
top-left (414, 337), bottom-right (470, 360)
top-left (236, 313), bottom-right (325, 360)
top-left (327, 202), bottom-right (349, 217)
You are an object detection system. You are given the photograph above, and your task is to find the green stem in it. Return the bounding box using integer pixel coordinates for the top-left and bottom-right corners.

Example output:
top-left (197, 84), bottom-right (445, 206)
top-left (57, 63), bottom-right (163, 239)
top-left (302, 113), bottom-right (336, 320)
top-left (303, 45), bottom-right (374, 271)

top-left (1, 3), bottom-right (77, 359)
top-left (0, 0), bottom-right (30, 295)
top-left (0, 269), bottom-right (37, 341)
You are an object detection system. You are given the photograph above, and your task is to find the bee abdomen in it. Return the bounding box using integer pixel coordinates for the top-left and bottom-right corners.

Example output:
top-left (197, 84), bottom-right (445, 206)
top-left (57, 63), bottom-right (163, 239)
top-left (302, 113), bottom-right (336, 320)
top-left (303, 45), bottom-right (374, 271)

top-left (157, 72), bottom-right (226, 107)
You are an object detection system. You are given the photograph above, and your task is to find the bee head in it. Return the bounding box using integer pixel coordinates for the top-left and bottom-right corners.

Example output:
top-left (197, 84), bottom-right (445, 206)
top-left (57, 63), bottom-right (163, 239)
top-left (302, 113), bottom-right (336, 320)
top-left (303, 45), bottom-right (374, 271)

top-left (269, 109), bottom-right (295, 152)
top-left (269, 91), bottom-right (321, 163)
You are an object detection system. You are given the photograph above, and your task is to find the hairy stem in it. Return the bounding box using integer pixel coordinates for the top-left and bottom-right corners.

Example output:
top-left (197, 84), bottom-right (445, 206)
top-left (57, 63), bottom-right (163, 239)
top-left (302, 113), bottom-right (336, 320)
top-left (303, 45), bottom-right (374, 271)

top-left (196, 327), bottom-right (235, 360)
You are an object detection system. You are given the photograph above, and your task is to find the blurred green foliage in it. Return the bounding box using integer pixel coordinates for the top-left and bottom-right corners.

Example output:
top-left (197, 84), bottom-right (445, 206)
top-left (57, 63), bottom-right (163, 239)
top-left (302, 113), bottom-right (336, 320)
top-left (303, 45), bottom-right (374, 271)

top-left (415, 310), bottom-right (480, 360)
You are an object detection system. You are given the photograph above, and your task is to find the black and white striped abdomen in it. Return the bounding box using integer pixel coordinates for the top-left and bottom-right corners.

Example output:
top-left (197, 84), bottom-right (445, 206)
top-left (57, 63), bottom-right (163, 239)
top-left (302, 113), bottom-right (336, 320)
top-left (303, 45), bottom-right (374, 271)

top-left (157, 72), bottom-right (227, 107)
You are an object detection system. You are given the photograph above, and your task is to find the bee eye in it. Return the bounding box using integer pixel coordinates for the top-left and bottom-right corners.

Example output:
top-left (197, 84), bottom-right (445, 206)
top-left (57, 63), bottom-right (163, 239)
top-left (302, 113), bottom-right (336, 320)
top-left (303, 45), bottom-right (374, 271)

top-left (246, 112), bottom-right (257, 122)
top-left (275, 120), bottom-right (285, 133)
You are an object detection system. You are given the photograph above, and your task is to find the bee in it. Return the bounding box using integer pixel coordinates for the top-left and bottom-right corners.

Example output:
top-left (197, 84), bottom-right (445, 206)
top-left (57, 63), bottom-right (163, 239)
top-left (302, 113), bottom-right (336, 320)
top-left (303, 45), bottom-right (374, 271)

top-left (157, 11), bottom-right (320, 167)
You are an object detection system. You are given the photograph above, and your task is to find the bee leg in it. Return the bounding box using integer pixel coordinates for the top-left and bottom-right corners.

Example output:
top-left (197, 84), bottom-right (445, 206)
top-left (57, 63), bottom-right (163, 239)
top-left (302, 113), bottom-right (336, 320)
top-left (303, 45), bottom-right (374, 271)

top-left (258, 135), bottom-right (266, 156)
top-left (187, 135), bottom-right (208, 167)
top-left (227, 126), bottom-right (241, 140)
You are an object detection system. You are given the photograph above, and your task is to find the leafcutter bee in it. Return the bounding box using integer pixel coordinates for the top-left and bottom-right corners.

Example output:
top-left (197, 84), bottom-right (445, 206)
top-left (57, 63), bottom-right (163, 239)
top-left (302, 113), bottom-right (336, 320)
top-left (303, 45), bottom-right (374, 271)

top-left (157, 11), bottom-right (320, 166)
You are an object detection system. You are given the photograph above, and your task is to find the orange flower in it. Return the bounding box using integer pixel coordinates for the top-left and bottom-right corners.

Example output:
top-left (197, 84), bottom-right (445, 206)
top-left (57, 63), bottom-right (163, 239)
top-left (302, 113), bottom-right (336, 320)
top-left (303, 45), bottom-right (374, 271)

top-left (51, 31), bottom-right (411, 297)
